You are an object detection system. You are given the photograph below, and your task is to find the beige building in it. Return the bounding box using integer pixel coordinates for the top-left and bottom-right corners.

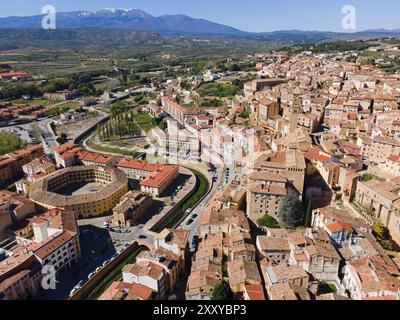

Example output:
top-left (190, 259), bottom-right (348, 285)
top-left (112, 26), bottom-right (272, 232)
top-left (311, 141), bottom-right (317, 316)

top-left (290, 113), bottom-right (319, 134)
top-left (253, 150), bottom-right (306, 196)
top-left (342, 257), bottom-right (400, 300)
top-left (262, 264), bottom-right (309, 300)
top-left (112, 191), bottom-right (152, 227)
top-left (246, 171), bottom-right (300, 223)
top-left (355, 178), bottom-right (400, 242)
top-left (378, 155), bottom-right (400, 177)
top-left (29, 166), bottom-right (128, 219)
top-left (0, 145), bottom-right (44, 187)
top-left (0, 191), bottom-right (36, 236)
top-left (256, 236), bottom-right (291, 264)
top-left (227, 259), bottom-right (262, 294)
top-left (360, 136), bottom-right (400, 163)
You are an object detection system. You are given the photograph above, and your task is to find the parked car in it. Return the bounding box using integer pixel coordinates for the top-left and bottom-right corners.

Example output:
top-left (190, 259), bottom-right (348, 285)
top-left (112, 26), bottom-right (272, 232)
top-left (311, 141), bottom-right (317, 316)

top-left (102, 260), bottom-right (109, 267)
top-left (186, 219), bottom-right (194, 225)
top-left (88, 272), bottom-right (95, 280)
top-left (139, 235), bottom-right (147, 239)
top-left (69, 288), bottom-right (79, 297)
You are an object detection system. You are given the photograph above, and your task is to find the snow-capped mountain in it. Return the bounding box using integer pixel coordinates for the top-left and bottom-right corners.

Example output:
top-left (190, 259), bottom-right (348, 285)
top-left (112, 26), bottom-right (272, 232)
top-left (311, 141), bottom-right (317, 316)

top-left (0, 8), bottom-right (244, 35)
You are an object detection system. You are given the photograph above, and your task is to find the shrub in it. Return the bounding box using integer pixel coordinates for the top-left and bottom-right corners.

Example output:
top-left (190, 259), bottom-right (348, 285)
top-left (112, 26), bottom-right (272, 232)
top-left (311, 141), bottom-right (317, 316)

top-left (257, 214), bottom-right (280, 228)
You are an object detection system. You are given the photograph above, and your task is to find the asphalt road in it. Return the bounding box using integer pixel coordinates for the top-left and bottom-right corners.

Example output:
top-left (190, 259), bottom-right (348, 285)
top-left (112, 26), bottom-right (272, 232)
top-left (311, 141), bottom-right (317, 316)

top-left (177, 163), bottom-right (232, 250)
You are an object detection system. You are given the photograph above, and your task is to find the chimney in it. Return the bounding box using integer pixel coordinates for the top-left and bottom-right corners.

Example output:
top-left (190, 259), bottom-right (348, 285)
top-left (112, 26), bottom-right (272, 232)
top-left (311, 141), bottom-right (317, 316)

top-left (32, 219), bottom-right (49, 243)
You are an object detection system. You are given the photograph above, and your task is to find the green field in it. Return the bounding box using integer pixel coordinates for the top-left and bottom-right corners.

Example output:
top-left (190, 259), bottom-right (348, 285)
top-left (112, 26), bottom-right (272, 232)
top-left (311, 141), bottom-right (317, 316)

top-left (10, 98), bottom-right (54, 106)
top-left (86, 135), bottom-right (139, 157)
top-left (133, 112), bottom-right (157, 133)
top-left (197, 82), bottom-right (241, 98)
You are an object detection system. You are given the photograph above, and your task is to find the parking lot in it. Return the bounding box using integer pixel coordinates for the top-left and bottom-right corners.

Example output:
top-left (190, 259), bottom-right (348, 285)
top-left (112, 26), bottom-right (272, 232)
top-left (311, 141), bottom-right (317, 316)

top-left (34, 224), bottom-right (117, 300)
top-left (0, 126), bottom-right (36, 144)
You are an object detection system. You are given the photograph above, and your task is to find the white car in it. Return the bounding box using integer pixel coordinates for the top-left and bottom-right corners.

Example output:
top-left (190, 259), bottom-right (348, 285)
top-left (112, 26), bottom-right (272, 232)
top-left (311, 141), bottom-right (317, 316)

top-left (69, 288), bottom-right (79, 297)
top-left (88, 272), bottom-right (96, 280)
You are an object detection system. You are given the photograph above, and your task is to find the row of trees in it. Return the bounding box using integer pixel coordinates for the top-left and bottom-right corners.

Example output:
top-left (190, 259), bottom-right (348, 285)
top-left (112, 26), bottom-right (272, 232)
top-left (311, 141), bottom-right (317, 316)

top-left (0, 74), bottom-right (102, 101)
top-left (97, 109), bottom-right (141, 142)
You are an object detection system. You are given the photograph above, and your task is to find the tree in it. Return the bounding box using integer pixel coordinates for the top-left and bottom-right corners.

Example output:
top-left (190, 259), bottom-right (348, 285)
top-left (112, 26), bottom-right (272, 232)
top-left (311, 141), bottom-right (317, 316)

top-left (211, 281), bottom-right (233, 300)
top-left (278, 196), bottom-right (304, 229)
top-left (0, 131), bottom-right (27, 155)
top-left (372, 220), bottom-right (394, 251)
top-left (56, 133), bottom-right (68, 145)
top-left (257, 214), bottom-right (280, 228)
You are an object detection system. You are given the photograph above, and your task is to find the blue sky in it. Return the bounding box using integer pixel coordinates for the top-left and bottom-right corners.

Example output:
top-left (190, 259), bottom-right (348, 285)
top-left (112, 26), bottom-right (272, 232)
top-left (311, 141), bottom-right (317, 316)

top-left (0, 0), bottom-right (399, 32)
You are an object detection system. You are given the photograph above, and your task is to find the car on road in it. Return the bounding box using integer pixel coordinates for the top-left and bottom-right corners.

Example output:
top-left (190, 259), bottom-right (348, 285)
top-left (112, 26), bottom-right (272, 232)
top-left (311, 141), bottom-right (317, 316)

top-left (107, 227), bottom-right (115, 232)
top-left (192, 214), bottom-right (198, 219)
top-left (186, 219), bottom-right (194, 225)
top-left (139, 235), bottom-right (147, 239)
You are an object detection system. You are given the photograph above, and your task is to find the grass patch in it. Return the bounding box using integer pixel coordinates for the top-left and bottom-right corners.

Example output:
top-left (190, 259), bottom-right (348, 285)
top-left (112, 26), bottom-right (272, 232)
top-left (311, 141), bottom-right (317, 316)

top-left (86, 136), bottom-right (139, 157)
top-left (351, 202), bottom-right (364, 214)
top-left (197, 82), bottom-right (241, 98)
top-left (58, 101), bottom-right (80, 110)
top-left (133, 112), bottom-right (157, 133)
top-left (363, 173), bottom-right (376, 182)
top-left (257, 214), bottom-right (280, 228)
top-left (10, 98), bottom-right (54, 106)
top-left (86, 246), bottom-right (147, 300)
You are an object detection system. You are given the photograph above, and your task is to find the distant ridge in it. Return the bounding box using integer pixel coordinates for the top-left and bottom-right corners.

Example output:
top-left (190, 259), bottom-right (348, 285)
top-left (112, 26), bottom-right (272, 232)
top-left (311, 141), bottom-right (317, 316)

top-left (0, 8), bottom-right (399, 41)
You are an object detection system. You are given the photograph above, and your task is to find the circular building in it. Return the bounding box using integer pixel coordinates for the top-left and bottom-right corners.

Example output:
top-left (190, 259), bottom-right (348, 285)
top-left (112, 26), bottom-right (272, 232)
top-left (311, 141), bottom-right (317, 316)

top-left (30, 165), bottom-right (128, 219)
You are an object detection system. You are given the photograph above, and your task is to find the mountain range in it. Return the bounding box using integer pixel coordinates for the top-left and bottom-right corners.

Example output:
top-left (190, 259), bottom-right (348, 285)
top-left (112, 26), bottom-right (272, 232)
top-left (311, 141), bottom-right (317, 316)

top-left (0, 8), bottom-right (244, 36)
top-left (0, 8), bottom-right (400, 42)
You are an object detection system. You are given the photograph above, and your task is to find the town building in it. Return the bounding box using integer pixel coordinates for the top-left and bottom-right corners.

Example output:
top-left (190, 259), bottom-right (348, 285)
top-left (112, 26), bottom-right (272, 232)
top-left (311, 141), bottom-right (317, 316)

top-left (29, 166), bottom-right (128, 219)
top-left (112, 191), bottom-right (152, 227)
top-left (116, 159), bottom-right (179, 197)
top-left (0, 145), bottom-right (44, 187)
